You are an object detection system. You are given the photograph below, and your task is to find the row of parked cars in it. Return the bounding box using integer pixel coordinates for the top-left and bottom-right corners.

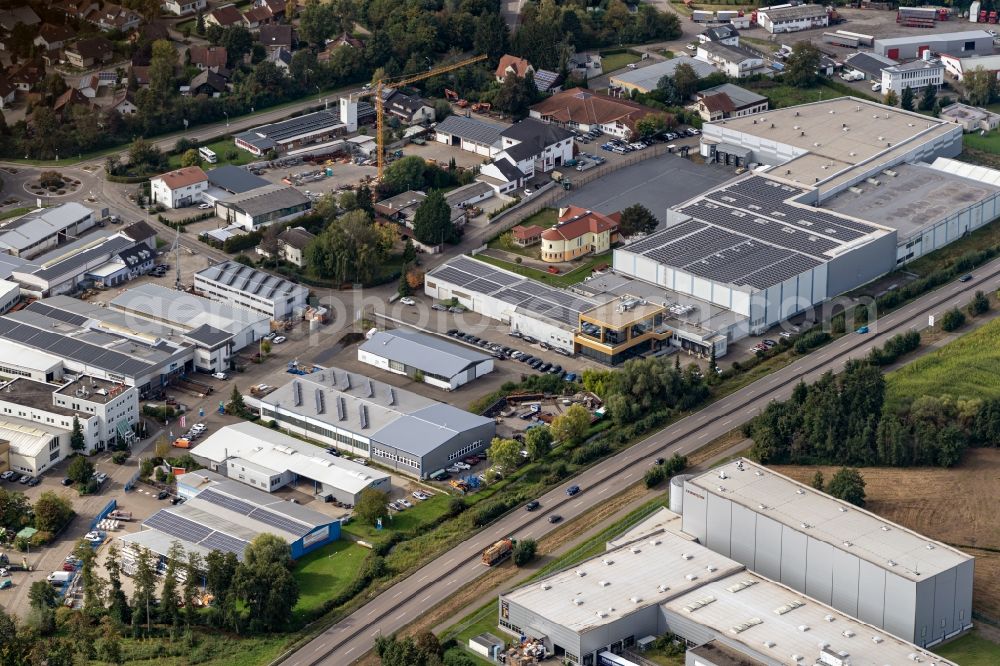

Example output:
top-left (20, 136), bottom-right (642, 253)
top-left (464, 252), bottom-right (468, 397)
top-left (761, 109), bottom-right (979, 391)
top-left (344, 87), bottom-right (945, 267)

top-left (1, 470), bottom-right (39, 486)
top-left (387, 488), bottom-right (433, 512)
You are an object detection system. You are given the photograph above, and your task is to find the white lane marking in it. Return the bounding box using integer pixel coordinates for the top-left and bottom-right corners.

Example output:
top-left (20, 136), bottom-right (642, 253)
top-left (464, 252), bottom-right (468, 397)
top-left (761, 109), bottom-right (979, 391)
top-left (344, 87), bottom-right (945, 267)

top-left (343, 647), bottom-right (354, 656)
top-left (367, 608), bottom-right (377, 617)
top-left (623, 473), bottom-right (633, 480)
top-left (443, 558), bottom-right (454, 567)
top-left (417, 574), bottom-right (428, 583)
top-left (421, 594), bottom-right (432, 603)
top-left (598, 486), bottom-right (609, 495)
top-left (697, 432), bottom-right (708, 440)
top-left (396, 611), bottom-right (408, 621)
top-left (393, 590), bottom-right (403, 599)
top-left (746, 408), bottom-right (755, 415)
top-left (446, 578), bottom-right (456, 586)
top-left (722, 419), bottom-right (731, 426)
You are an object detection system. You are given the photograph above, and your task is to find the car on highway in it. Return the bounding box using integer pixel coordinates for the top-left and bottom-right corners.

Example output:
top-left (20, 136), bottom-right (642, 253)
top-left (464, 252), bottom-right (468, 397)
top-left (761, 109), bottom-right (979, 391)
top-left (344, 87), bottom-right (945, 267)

top-left (399, 296), bottom-right (416, 306)
top-left (525, 500), bottom-right (540, 511)
top-left (959, 274), bottom-right (973, 282)
top-left (856, 326), bottom-right (869, 334)
top-left (566, 485), bottom-right (580, 496)
top-left (548, 514), bottom-right (562, 523)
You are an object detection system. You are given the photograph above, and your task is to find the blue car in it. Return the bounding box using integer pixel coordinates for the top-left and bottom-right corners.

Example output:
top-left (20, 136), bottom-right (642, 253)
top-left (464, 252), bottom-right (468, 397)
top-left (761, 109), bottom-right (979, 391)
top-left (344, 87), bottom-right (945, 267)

top-left (566, 485), bottom-right (580, 496)
top-left (564, 372), bottom-right (577, 382)
top-left (856, 326), bottom-right (869, 334)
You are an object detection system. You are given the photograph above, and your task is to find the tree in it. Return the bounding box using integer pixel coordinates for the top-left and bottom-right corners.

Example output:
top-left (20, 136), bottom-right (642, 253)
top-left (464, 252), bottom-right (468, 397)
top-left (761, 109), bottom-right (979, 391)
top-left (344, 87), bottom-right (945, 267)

top-left (900, 85), bottom-right (914, 111)
top-left (968, 290), bottom-right (990, 317)
top-left (104, 543), bottom-right (132, 626)
top-left (261, 339), bottom-right (272, 355)
top-left (883, 90), bottom-right (899, 107)
top-left (784, 41), bottom-right (821, 88)
top-left (160, 542), bottom-right (183, 628)
top-left (487, 437), bottom-right (523, 474)
top-left (383, 155), bottom-right (426, 194)
top-left (180, 149), bottom-right (202, 168)
top-left (402, 238), bottom-right (417, 264)
top-left (397, 271), bottom-right (412, 297)
top-left (919, 84), bottom-right (936, 112)
top-left (67, 455), bottom-right (95, 485)
top-left (228, 385), bottom-right (247, 415)
top-left (148, 39), bottom-right (178, 96)
top-left (28, 580), bottom-right (58, 610)
top-left (355, 488), bottom-right (390, 526)
top-left (205, 550), bottom-right (239, 630)
top-left (513, 538), bottom-right (537, 566)
top-left (826, 467), bottom-right (866, 506)
top-left (644, 464), bottom-right (667, 487)
top-left (183, 551), bottom-right (203, 627)
top-left (634, 112), bottom-right (672, 139)
top-left (940, 307), bottom-right (966, 332)
top-left (672, 62), bottom-right (699, 101)
top-left (965, 66), bottom-right (997, 106)
top-left (0, 488), bottom-right (28, 531)
top-left (195, 9), bottom-right (205, 35)
top-left (473, 11), bottom-right (509, 61)
top-left (810, 470), bottom-right (825, 491)
top-left (618, 204), bottom-right (659, 237)
top-left (551, 404), bottom-right (591, 445)
top-left (356, 184), bottom-right (375, 217)
top-left (412, 190), bottom-right (456, 245)
top-left (524, 426), bottom-right (553, 460)
top-left (69, 415), bottom-right (86, 452)
top-left (33, 491), bottom-right (73, 532)
top-left (233, 534), bottom-right (299, 632)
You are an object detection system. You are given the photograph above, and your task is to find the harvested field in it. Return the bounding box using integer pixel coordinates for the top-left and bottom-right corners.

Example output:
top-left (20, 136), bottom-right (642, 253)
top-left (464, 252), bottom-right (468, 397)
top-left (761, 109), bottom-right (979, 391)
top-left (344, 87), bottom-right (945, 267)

top-left (774, 448), bottom-right (1000, 621)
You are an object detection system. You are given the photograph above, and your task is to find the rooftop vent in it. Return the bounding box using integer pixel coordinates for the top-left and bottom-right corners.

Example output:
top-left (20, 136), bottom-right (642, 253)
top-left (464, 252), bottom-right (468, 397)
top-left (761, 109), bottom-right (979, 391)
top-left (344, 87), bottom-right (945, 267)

top-left (872, 636), bottom-right (884, 644)
top-left (825, 615), bottom-right (835, 622)
top-left (573, 597), bottom-right (584, 606)
top-left (755, 470), bottom-right (763, 476)
top-left (541, 582), bottom-right (551, 590)
top-left (630, 546), bottom-right (641, 554)
top-left (763, 641), bottom-right (775, 648)
top-left (881, 525), bottom-right (890, 532)
top-left (844, 541), bottom-right (853, 547)
top-left (796, 489), bottom-right (805, 495)
top-left (657, 584), bottom-right (669, 593)
top-left (798, 625), bottom-right (810, 632)
top-left (727, 580), bottom-right (759, 593)
top-left (685, 574), bottom-right (698, 581)
top-left (844, 630), bottom-right (856, 638)
top-left (630, 596), bottom-right (642, 604)
top-left (602, 558), bottom-right (613, 566)
top-left (683, 595), bottom-right (715, 613)
top-left (576, 570), bottom-right (586, 577)
top-left (681, 553), bottom-right (693, 561)
top-left (596, 609), bottom-right (607, 618)
top-left (926, 544), bottom-right (936, 550)
top-left (717, 485), bottom-right (726, 492)
top-left (792, 655), bottom-right (804, 662)
top-left (648, 539), bottom-right (661, 547)
top-left (706, 565), bottom-right (717, 573)
top-left (775, 600), bottom-right (805, 615)
top-left (598, 580), bottom-right (610, 587)
top-left (719, 470), bottom-right (728, 480)
top-left (839, 506), bottom-right (848, 512)
top-left (731, 618), bottom-right (763, 634)
top-left (888, 560), bottom-right (897, 567)
top-left (758, 504), bottom-right (768, 510)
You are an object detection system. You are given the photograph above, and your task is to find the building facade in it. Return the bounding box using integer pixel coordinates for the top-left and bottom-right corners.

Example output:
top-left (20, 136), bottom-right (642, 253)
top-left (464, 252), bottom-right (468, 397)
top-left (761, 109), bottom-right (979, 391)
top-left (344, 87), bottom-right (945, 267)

top-left (193, 261), bottom-right (309, 320)
top-left (540, 207), bottom-right (619, 263)
top-left (881, 59), bottom-right (944, 96)
top-left (756, 4), bottom-right (829, 33)
top-left (358, 329), bottom-right (494, 391)
top-left (874, 30), bottom-right (994, 60)
top-left (150, 166), bottom-right (209, 209)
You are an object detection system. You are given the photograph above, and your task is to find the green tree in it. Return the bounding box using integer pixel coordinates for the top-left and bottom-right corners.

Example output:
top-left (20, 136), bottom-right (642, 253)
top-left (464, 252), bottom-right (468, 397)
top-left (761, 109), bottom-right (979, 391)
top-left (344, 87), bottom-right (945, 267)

top-left (261, 339), bottom-right (272, 355)
top-left (412, 190), bottom-right (456, 245)
top-left (0, 488), bottom-right (29, 530)
top-left (402, 238), bottom-right (417, 264)
top-left (148, 39), bottom-right (178, 96)
top-left (940, 307), bottom-right (966, 332)
top-left (513, 538), bottom-right (537, 566)
top-left (28, 580), bottom-right (58, 610)
top-left (180, 149), bottom-right (202, 168)
top-left (228, 385), bottom-right (247, 415)
top-left (104, 543), bottom-right (132, 626)
top-left (883, 90), bottom-right (899, 107)
top-left (900, 85), bottom-right (914, 111)
top-left (67, 455), bottom-right (95, 485)
top-left (195, 9), bottom-right (205, 35)
top-left (183, 551), bottom-right (203, 627)
top-left (618, 204), bottom-right (659, 237)
top-left (634, 112), bottom-right (672, 139)
top-left (487, 437), bottom-right (522, 474)
top-left (383, 155), bottom-right (427, 194)
top-left (131, 547), bottom-right (157, 635)
top-left (672, 62), bottom-right (699, 100)
top-left (524, 426), bottom-right (553, 460)
top-left (968, 290), bottom-right (990, 317)
top-left (810, 470), bottom-right (825, 491)
top-left (826, 467), bottom-right (866, 506)
top-left (473, 11), bottom-right (509, 61)
top-left (205, 550), bottom-right (239, 630)
top-left (644, 464), bottom-right (667, 488)
top-left (160, 541), bottom-right (183, 628)
top-left (233, 534), bottom-right (299, 632)
top-left (69, 414), bottom-right (86, 451)
top-left (918, 84), bottom-right (937, 111)
top-left (397, 271), bottom-right (412, 297)
top-left (73, 537), bottom-right (105, 619)
top-left (33, 491), bottom-right (73, 532)
top-left (550, 404), bottom-right (591, 445)
top-left (338, 189), bottom-right (358, 212)
top-left (785, 41), bottom-right (821, 88)
top-left (355, 488), bottom-right (390, 526)
top-left (356, 184), bottom-right (375, 217)
top-left (965, 66), bottom-right (997, 106)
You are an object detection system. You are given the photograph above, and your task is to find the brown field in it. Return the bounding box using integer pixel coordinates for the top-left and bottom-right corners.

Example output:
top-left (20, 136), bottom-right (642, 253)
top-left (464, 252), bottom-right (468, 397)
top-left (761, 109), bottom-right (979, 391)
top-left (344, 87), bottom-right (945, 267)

top-left (773, 448), bottom-right (1000, 620)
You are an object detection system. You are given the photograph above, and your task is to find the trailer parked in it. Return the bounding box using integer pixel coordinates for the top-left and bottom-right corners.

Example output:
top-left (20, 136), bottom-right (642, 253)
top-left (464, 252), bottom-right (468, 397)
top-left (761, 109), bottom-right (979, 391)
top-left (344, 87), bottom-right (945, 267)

top-left (835, 30), bottom-right (875, 47)
top-left (824, 32), bottom-right (860, 47)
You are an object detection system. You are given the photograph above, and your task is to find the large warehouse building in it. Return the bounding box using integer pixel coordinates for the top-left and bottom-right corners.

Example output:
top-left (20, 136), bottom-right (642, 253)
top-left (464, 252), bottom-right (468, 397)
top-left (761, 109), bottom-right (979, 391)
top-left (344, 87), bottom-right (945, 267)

top-left (194, 260), bottom-right (310, 320)
top-left (122, 478), bottom-right (340, 561)
top-left (190, 421), bottom-right (390, 505)
top-left (496, 467), bottom-right (966, 666)
top-left (679, 459), bottom-right (974, 648)
top-left (359, 328), bottom-right (494, 391)
top-left (258, 367), bottom-right (495, 478)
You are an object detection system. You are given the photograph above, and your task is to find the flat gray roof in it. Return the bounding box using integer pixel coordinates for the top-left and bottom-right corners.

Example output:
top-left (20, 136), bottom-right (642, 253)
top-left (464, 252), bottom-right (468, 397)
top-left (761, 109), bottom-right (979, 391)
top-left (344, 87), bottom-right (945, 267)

top-left (218, 184), bottom-right (310, 217)
top-left (235, 110), bottom-right (345, 151)
top-left (110, 282), bottom-right (269, 334)
top-left (206, 164), bottom-right (270, 193)
top-left (28, 235), bottom-right (134, 283)
top-left (434, 115), bottom-right (509, 147)
top-left (688, 459), bottom-right (972, 580)
top-left (0, 203), bottom-right (92, 253)
top-left (609, 56), bottom-right (718, 91)
top-left (821, 162), bottom-right (999, 241)
top-left (360, 328), bottom-right (490, 378)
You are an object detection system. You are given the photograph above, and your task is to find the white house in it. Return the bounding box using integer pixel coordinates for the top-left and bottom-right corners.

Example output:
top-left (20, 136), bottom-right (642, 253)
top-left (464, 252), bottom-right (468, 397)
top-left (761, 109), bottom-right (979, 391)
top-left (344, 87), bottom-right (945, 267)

top-left (161, 0), bottom-right (206, 15)
top-left (494, 118), bottom-right (575, 179)
top-left (696, 42), bottom-right (765, 79)
top-left (881, 59), bottom-right (944, 97)
top-left (756, 3), bottom-right (829, 33)
top-left (150, 166), bottom-right (209, 209)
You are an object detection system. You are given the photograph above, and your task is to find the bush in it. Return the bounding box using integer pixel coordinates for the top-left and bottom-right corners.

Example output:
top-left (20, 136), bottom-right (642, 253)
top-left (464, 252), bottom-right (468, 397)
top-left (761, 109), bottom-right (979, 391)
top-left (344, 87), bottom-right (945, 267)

top-left (570, 440), bottom-right (610, 465)
top-left (794, 329), bottom-right (831, 354)
top-left (940, 307), bottom-right (966, 332)
top-left (111, 451), bottom-right (130, 465)
top-left (644, 464), bottom-right (667, 488)
top-left (29, 530), bottom-right (53, 547)
top-left (968, 290), bottom-right (990, 317)
top-left (512, 538), bottom-right (537, 566)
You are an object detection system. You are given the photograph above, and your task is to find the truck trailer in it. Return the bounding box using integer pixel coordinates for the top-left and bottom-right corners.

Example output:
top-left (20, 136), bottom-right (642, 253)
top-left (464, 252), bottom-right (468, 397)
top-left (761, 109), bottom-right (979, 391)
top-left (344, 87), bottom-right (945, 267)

top-left (481, 538), bottom-right (514, 566)
top-left (824, 32), bottom-right (859, 47)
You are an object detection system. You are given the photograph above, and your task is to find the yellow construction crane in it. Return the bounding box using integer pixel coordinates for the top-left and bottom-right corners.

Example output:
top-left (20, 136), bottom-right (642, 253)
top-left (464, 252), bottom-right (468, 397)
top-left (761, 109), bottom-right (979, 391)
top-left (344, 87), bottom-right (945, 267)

top-left (356, 54), bottom-right (487, 180)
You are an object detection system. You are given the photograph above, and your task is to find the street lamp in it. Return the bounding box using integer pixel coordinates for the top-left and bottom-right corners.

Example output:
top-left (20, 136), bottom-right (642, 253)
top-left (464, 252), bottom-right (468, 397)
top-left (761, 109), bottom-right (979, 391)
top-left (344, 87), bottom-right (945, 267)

top-left (224, 111), bottom-right (229, 127)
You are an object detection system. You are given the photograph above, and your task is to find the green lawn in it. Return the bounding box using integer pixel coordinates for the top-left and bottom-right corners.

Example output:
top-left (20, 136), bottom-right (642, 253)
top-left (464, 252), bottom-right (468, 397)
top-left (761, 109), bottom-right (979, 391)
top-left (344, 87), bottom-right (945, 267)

top-left (935, 631), bottom-right (1000, 666)
top-left (343, 492), bottom-right (451, 540)
top-left (167, 138), bottom-right (256, 169)
top-left (292, 540), bottom-right (368, 620)
top-left (963, 130), bottom-right (1000, 154)
top-left (886, 317), bottom-right (1000, 409)
top-left (905, 216), bottom-right (1000, 277)
top-left (601, 52), bottom-right (641, 73)
top-left (472, 250), bottom-right (612, 287)
top-left (744, 81), bottom-right (857, 109)
top-left (93, 631), bottom-right (291, 666)
top-left (0, 206), bottom-right (33, 221)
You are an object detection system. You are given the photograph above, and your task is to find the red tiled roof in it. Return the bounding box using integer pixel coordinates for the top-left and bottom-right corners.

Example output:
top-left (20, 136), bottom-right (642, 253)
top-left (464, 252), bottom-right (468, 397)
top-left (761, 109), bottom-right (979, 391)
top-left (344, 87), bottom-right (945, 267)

top-left (209, 4), bottom-right (243, 26)
top-left (189, 46), bottom-right (227, 69)
top-left (496, 54), bottom-right (533, 79)
top-left (541, 206), bottom-right (618, 242)
top-left (530, 88), bottom-right (661, 132)
top-left (512, 224), bottom-right (543, 240)
top-left (156, 166), bottom-right (208, 189)
top-left (700, 92), bottom-right (735, 114)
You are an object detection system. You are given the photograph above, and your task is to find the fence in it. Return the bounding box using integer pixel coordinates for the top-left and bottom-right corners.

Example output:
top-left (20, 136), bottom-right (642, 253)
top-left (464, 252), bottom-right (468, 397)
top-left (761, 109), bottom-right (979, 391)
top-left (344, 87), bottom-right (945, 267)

top-left (90, 499), bottom-right (118, 532)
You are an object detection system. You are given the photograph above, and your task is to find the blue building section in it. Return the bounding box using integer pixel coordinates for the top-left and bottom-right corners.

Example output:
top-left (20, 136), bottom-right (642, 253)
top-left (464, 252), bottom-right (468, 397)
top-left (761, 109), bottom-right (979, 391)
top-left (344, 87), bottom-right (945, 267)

top-left (291, 521), bottom-right (340, 559)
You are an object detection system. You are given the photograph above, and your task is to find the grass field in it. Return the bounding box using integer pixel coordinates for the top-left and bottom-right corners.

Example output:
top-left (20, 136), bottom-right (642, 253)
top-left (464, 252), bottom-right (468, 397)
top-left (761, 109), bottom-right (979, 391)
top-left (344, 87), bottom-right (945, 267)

top-left (167, 138), bottom-right (256, 169)
top-left (342, 492), bottom-right (451, 541)
top-left (488, 208), bottom-right (558, 257)
top-left (935, 630), bottom-right (1000, 665)
top-left (0, 206), bottom-right (32, 221)
top-left (963, 131), bottom-right (1000, 154)
top-left (472, 251), bottom-right (612, 287)
top-left (93, 631), bottom-right (291, 665)
top-left (601, 52), bottom-right (641, 73)
top-left (886, 317), bottom-right (1000, 408)
top-left (292, 540), bottom-right (368, 621)
top-left (774, 448), bottom-right (1000, 620)
top-left (744, 81), bottom-right (865, 109)
top-left (905, 217), bottom-right (1000, 276)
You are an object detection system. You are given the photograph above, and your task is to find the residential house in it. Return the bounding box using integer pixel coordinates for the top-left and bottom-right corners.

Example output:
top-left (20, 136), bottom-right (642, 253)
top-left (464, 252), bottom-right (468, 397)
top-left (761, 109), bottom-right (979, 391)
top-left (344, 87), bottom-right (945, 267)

top-left (51, 88), bottom-right (90, 118)
top-left (132, 22), bottom-right (169, 43)
top-left (529, 87), bottom-right (656, 139)
top-left (150, 166), bottom-right (209, 208)
top-left (881, 59), bottom-right (944, 96)
top-left (0, 6), bottom-right (41, 32)
top-left (109, 89), bottom-right (137, 115)
top-left (843, 51), bottom-right (898, 81)
top-left (162, 0), bottom-right (206, 16)
top-left (497, 118), bottom-right (574, 176)
top-left (274, 227), bottom-right (315, 267)
top-left (478, 157), bottom-right (525, 194)
top-left (189, 45), bottom-right (227, 70)
top-left (189, 69), bottom-right (228, 96)
top-left (52, 0), bottom-right (97, 23)
top-left (257, 25), bottom-right (294, 52)
top-left (540, 206), bottom-right (620, 263)
top-left (511, 224), bottom-right (543, 247)
top-left (327, 33), bottom-right (364, 49)
top-left (0, 79), bottom-right (15, 109)
top-left (383, 89), bottom-right (434, 124)
top-left (33, 24), bottom-right (75, 52)
top-left (206, 4), bottom-right (244, 28)
top-left (696, 42), bottom-right (766, 79)
top-left (533, 69), bottom-right (562, 93)
top-left (89, 4), bottom-right (142, 32)
top-left (76, 74), bottom-right (102, 98)
top-left (64, 37), bottom-right (113, 69)
top-left (9, 62), bottom-right (44, 91)
top-left (266, 47), bottom-right (292, 74)
top-left (692, 83), bottom-right (768, 122)
top-left (243, 0), bottom-right (284, 29)
top-left (567, 51), bottom-right (602, 78)
top-left (129, 64), bottom-right (150, 87)
top-left (495, 54), bottom-right (534, 83)
top-left (699, 24), bottom-right (740, 46)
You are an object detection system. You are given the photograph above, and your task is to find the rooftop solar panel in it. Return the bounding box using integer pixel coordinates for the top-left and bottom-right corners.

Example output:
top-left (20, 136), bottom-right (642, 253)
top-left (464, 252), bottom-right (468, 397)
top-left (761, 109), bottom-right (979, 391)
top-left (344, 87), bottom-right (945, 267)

top-left (200, 531), bottom-right (250, 557)
top-left (249, 507), bottom-right (310, 538)
top-left (145, 511), bottom-right (214, 543)
top-left (197, 488), bottom-right (256, 515)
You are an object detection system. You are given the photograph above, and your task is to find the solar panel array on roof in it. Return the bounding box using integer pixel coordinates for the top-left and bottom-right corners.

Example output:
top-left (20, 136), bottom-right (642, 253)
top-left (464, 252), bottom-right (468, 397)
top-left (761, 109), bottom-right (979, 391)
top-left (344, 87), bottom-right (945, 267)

top-left (144, 508), bottom-right (251, 559)
top-left (24, 301), bottom-right (89, 326)
top-left (198, 261), bottom-right (304, 300)
top-left (249, 507), bottom-right (312, 538)
top-left (678, 201), bottom-right (838, 257)
top-left (0, 318), bottom-right (152, 377)
top-left (197, 488), bottom-right (256, 515)
top-left (200, 532), bottom-right (249, 557)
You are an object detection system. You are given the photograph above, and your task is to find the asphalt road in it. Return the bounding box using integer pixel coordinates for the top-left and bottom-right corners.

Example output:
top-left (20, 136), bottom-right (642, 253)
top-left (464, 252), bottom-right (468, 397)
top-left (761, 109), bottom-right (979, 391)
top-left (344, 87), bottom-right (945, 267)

top-left (278, 260), bottom-right (1000, 666)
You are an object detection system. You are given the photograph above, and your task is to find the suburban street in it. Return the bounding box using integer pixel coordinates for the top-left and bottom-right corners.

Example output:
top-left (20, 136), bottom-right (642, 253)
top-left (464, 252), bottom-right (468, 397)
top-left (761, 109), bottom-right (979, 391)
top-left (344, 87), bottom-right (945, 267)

top-left (279, 259), bottom-right (1000, 665)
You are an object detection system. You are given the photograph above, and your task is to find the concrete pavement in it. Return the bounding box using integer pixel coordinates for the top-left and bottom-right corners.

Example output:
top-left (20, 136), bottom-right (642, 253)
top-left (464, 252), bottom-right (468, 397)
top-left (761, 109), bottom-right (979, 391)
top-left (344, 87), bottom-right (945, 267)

top-left (279, 260), bottom-right (1000, 666)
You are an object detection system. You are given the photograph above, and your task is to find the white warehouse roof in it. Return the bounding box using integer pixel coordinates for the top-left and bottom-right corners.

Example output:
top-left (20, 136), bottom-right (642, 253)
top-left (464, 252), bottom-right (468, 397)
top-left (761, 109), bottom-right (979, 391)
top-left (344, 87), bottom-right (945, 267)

top-left (0, 203), bottom-right (93, 254)
top-left (360, 328), bottom-right (491, 378)
top-left (688, 459), bottom-right (972, 581)
top-left (929, 156), bottom-right (1000, 186)
top-left (110, 282), bottom-right (269, 334)
top-left (190, 421), bottom-right (388, 494)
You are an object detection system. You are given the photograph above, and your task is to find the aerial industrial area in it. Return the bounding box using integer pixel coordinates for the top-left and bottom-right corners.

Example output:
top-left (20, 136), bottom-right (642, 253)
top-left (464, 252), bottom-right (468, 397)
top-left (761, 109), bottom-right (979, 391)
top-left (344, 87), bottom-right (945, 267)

top-left (0, 0), bottom-right (998, 665)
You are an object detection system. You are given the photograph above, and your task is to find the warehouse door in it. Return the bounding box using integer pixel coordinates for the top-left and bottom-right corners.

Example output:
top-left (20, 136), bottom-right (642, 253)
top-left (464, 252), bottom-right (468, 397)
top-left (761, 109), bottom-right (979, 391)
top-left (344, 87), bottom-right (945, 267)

top-left (887, 48), bottom-right (900, 59)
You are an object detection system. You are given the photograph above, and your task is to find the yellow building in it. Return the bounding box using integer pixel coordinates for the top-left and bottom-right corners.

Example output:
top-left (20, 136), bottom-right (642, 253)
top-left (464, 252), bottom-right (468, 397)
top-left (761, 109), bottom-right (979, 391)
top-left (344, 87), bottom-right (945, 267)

top-left (575, 297), bottom-right (672, 365)
top-left (540, 206), bottom-right (620, 263)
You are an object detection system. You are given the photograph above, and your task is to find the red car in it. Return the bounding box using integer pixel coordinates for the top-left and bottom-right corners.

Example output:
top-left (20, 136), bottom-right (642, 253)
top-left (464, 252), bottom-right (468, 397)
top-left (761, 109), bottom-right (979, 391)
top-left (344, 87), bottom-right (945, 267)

top-left (62, 562), bottom-right (76, 572)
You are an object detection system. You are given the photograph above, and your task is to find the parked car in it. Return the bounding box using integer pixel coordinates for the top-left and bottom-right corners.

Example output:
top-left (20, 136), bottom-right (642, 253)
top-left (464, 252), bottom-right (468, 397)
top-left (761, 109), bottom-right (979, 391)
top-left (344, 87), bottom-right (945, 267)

top-left (447, 328), bottom-right (458, 336)
top-left (212, 372), bottom-right (228, 380)
top-left (432, 303), bottom-right (447, 311)
top-left (264, 331), bottom-right (276, 340)
top-left (61, 478), bottom-right (73, 486)
top-left (18, 475), bottom-right (29, 484)
top-left (522, 336), bottom-right (537, 344)
top-left (0, 471), bottom-right (14, 481)
top-left (509, 330), bottom-right (522, 338)
top-left (538, 362), bottom-right (552, 373)
top-left (398, 498), bottom-right (413, 508)
top-left (554, 348), bottom-right (571, 357)
top-left (157, 490), bottom-right (169, 500)
top-left (26, 477), bottom-right (39, 487)
top-left (762, 339), bottom-right (776, 348)
top-left (856, 326), bottom-right (869, 334)
top-left (273, 336), bottom-right (286, 344)
top-left (449, 306), bottom-right (466, 313)
top-left (539, 341), bottom-right (551, 350)
top-left (454, 462), bottom-right (471, 470)
top-left (399, 296), bottom-right (416, 306)
top-left (198, 203), bottom-right (212, 210)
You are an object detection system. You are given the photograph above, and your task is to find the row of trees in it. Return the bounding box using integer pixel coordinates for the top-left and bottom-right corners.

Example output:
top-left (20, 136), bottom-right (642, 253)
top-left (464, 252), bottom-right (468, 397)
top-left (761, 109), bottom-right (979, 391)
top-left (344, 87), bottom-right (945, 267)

top-left (0, 488), bottom-right (73, 548)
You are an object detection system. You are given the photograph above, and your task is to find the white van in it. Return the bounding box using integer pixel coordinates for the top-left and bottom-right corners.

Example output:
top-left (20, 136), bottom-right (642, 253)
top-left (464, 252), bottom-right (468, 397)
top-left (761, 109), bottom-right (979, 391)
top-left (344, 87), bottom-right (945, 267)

top-left (47, 571), bottom-right (72, 586)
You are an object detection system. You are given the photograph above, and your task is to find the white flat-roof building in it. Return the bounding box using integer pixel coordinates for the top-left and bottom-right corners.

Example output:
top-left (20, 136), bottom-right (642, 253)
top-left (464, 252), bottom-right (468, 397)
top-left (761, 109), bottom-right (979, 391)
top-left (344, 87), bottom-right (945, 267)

top-left (0, 417), bottom-right (65, 477)
top-left (189, 421), bottom-right (390, 505)
top-left (755, 3), bottom-right (829, 33)
top-left (938, 102), bottom-right (1000, 132)
top-left (0, 203), bottom-right (96, 259)
top-left (875, 30), bottom-right (994, 60)
top-left (359, 328), bottom-right (494, 391)
top-left (681, 459), bottom-right (973, 648)
top-left (0, 342), bottom-right (62, 382)
top-left (939, 52), bottom-right (1000, 82)
top-left (0, 279), bottom-right (19, 314)
top-left (881, 59), bottom-right (944, 97)
top-left (215, 184), bottom-right (312, 231)
top-left (193, 260), bottom-right (309, 320)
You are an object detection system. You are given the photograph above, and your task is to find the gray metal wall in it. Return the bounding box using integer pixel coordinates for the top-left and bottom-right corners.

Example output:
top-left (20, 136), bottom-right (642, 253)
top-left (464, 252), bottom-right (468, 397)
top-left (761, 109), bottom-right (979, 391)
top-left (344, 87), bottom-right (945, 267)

top-left (875, 35), bottom-right (994, 59)
top-left (503, 597), bottom-right (582, 659)
top-left (681, 481), bottom-right (973, 647)
top-left (825, 230), bottom-right (898, 297)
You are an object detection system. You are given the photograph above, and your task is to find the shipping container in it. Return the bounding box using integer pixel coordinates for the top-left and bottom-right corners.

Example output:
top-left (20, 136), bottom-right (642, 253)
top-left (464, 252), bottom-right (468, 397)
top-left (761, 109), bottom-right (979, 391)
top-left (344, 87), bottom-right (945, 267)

top-left (716, 10), bottom-right (738, 20)
top-left (823, 32), bottom-right (860, 47)
top-left (835, 30), bottom-right (875, 46)
top-left (692, 10), bottom-right (714, 22)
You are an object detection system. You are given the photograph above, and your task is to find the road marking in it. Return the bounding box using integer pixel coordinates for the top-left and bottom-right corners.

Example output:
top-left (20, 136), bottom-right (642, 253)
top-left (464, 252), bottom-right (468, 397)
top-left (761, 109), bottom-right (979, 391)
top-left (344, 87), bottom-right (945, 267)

top-left (721, 419), bottom-right (731, 426)
top-left (392, 590), bottom-right (403, 599)
top-left (446, 578), bottom-right (455, 586)
top-left (367, 608), bottom-right (377, 617)
top-left (343, 647), bottom-right (355, 656)
top-left (443, 558), bottom-right (454, 567)
top-left (573, 500), bottom-right (583, 507)
top-left (420, 594), bottom-right (432, 603)
top-left (697, 432), bottom-right (708, 440)
top-left (598, 486), bottom-right (609, 495)
top-left (417, 574), bottom-right (427, 583)
top-left (623, 472), bottom-right (633, 480)
top-left (396, 612), bottom-right (408, 621)
top-left (745, 408), bottom-right (755, 415)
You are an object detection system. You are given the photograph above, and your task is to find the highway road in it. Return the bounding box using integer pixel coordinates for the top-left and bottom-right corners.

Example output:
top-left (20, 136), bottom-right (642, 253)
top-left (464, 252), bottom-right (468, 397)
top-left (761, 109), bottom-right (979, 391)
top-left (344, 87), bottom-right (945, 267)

top-left (279, 259), bottom-right (1000, 666)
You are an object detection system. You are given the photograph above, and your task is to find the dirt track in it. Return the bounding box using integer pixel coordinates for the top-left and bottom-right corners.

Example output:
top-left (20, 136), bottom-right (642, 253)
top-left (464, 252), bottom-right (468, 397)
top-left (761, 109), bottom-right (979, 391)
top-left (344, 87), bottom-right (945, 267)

top-left (775, 448), bottom-right (1000, 620)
